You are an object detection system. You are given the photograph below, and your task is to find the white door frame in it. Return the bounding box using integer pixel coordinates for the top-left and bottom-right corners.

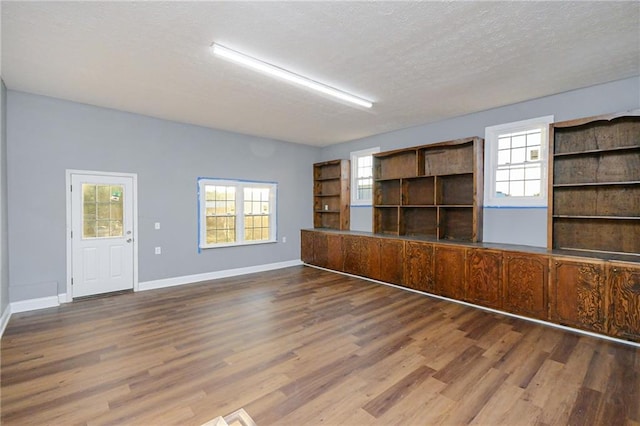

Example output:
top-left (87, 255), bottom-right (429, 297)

top-left (65, 169), bottom-right (139, 302)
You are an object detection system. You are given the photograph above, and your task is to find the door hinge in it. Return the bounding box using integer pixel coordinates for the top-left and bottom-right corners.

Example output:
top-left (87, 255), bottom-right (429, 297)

top-left (71, 278), bottom-right (74, 285)
top-left (70, 184), bottom-right (73, 192)
top-left (71, 230), bottom-right (73, 239)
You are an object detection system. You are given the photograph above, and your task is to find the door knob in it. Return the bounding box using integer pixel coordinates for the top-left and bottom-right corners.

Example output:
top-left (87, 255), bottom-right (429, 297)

top-left (126, 238), bottom-right (132, 243)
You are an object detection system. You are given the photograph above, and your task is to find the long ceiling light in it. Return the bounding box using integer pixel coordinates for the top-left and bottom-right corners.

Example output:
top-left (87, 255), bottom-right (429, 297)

top-left (211, 43), bottom-right (373, 109)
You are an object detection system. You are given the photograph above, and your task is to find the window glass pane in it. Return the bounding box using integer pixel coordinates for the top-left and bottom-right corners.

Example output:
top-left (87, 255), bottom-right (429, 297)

top-left (497, 150), bottom-right (510, 165)
top-left (511, 148), bottom-right (526, 164)
top-left (510, 181), bottom-right (525, 197)
top-left (495, 182), bottom-right (509, 197)
top-left (525, 165), bottom-right (541, 180)
top-left (496, 169), bottom-right (509, 182)
top-left (525, 180), bottom-right (541, 197)
top-left (498, 137), bottom-right (511, 150)
top-left (526, 146), bottom-right (540, 162)
top-left (511, 135), bottom-right (526, 148)
top-left (526, 131), bottom-right (541, 146)
top-left (510, 168), bottom-right (525, 181)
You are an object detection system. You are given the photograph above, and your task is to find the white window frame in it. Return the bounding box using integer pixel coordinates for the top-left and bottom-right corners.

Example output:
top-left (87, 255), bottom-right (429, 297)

top-left (484, 115), bottom-right (554, 208)
top-left (198, 178), bottom-right (277, 249)
top-left (350, 147), bottom-right (379, 206)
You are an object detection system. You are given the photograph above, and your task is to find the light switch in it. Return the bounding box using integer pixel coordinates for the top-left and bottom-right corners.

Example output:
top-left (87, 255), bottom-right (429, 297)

top-left (154, 222), bottom-right (161, 230)
top-left (155, 247), bottom-right (162, 255)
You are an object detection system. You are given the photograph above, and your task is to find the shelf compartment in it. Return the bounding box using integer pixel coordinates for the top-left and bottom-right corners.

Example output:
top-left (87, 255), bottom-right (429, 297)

top-left (314, 196), bottom-right (342, 213)
top-left (402, 177), bottom-right (435, 205)
top-left (436, 173), bottom-right (474, 205)
top-left (553, 116), bottom-right (640, 154)
top-left (313, 161), bottom-right (343, 180)
top-left (439, 207), bottom-right (474, 241)
top-left (553, 185), bottom-right (640, 217)
top-left (401, 207), bottom-right (437, 237)
top-left (554, 144), bottom-right (640, 158)
top-left (374, 207), bottom-right (399, 235)
top-left (374, 150), bottom-right (418, 180)
top-left (553, 217), bottom-right (640, 255)
top-left (375, 179), bottom-right (401, 205)
top-left (553, 151), bottom-right (640, 185)
top-left (314, 212), bottom-right (342, 229)
top-left (422, 142), bottom-right (474, 176)
top-left (314, 179), bottom-right (341, 196)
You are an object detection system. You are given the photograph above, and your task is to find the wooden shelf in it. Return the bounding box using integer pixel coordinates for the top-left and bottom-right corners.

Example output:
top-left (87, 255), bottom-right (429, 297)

top-left (553, 215), bottom-right (640, 220)
top-left (313, 160), bottom-right (350, 230)
top-left (553, 181), bottom-right (640, 187)
top-left (554, 144), bottom-right (640, 157)
top-left (373, 137), bottom-right (483, 241)
top-left (549, 110), bottom-right (640, 256)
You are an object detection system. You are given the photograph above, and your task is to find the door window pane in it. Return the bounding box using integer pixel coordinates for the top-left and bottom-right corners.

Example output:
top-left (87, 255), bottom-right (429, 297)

top-left (82, 184), bottom-right (124, 239)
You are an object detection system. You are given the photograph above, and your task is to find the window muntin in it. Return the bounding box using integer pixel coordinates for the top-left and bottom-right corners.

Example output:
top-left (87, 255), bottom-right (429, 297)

top-left (351, 147), bottom-right (379, 206)
top-left (485, 116), bottom-right (553, 207)
top-left (198, 179), bottom-right (277, 248)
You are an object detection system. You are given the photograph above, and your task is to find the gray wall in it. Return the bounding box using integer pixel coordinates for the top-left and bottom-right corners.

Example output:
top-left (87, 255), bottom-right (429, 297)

top-left (1, 80), bottom-right (8, 314)
top-left (321, 76), bottom-right (640, 246)
top-left (7, 91), bottom-right (318, 302)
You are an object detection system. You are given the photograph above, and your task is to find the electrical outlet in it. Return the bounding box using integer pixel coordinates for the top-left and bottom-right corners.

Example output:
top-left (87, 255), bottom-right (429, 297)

top-left (155, 247), bottom-right (161, 255)
top-left (154, 222), bottom-right (161, 230)
top-left (282, 236), bottom-right (287, 243)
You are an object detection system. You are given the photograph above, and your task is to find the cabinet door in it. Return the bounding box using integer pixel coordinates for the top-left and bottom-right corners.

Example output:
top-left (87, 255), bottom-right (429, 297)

top-left (607, 263), bottom-right (640, 341)
top-left (549, 258), bottom-right (605, 333)
top-left (343, 235), bottom-right (380, 278)
top-left (301, 230), bottom-right (315, 265)
top-left (503, 252), bottom-right (548, 320)
top-left (434, 245), bottom-right (466, 299)
top-left (404, 241), bottom-right (434, 292)
top-left (314, 233), bottom-right (343, 271)
top-left (377, 239), bottom-right (405, 285)
top-left (466, 249), bottom-right (502, 309)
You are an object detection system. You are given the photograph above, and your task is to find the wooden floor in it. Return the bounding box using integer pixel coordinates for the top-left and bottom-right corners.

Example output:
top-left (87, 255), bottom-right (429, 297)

top-left (2, 266), bottom-right (639, 425)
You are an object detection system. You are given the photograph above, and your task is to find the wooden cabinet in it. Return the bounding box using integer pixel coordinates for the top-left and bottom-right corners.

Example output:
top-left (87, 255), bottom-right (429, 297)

top-left (313, 232), bottom-right (343, 270)
top-left (373, 137), bottom-right (483, 242)
top-left (607, 262), bottom-right (640, 341)
top-left (549, 257), bottom-right (605, 333)
top-left (549, 111), bottom-right (640, 255)
top-left (404, 241), bottom-right (434, 292)
top-left (313, 159), bottom-right (350, 230)
top-left (434, 245), bottom-right (466, 299)
top-left (466, 248), bottom-right (503, 309)
top-left (301, 230), bottom-right (314, 264)
top-left (503, 252), bottom-right (548, 320)
top-left (343, 235), bottom-right (379, 278)
top-left (375, 239), bottom-right (405, 285)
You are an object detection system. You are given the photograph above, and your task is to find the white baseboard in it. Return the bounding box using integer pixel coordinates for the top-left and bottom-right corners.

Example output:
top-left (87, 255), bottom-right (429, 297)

top-left (58, 293), bottom-right (70, 303)
top-left (139, 259), bottom-right (303, 291)
top-left (10, 296), bottom-right (60, 314)
top-left (0, 305), bottom-right (11, 337)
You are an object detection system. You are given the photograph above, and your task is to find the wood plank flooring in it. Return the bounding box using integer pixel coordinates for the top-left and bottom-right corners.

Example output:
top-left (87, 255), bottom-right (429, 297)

top-left (2, 265), bottom-right (639, 425)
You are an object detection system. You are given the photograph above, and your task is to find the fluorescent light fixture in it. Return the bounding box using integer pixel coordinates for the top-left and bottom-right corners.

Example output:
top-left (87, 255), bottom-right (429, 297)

top-left (211, 43), bottom-right (373, 109)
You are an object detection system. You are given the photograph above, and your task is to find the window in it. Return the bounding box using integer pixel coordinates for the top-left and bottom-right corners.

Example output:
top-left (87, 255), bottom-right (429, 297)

top-left (484, 116), bottom-right (553, 207)
top-left (198, 178), bottom-right (277, 248)
top-left (350, 147), bottom-right (379, 206)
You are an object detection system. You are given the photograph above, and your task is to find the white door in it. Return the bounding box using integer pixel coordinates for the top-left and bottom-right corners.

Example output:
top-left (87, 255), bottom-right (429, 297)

top-left (71, 174), bottom-right (134, 298)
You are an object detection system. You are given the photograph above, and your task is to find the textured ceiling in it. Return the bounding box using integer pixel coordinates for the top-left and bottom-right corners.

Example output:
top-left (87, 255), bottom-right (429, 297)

top-left (1, 1), bottom-right (639, 147)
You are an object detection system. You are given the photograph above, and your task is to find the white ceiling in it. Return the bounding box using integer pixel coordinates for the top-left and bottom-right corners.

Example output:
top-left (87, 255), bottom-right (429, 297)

top-left (2, 1), bottom-right (639, 147)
